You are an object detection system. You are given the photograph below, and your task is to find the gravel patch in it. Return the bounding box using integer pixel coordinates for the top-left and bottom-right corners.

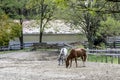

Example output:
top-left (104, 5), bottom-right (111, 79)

top-left (0, 51), bottom-right (120, 80)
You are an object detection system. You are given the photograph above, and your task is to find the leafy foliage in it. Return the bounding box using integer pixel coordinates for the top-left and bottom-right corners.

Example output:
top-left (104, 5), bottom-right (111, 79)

top-left (58, 0), bottom-right (120, 48)
top-left (100, 17), bottom-right (120, 36)
top-left (26, 0), bottom-right (59, 42)
top-left (0, 13), bottom-right (21, 46)
top-left (1, 0), bottom-right (28, 19)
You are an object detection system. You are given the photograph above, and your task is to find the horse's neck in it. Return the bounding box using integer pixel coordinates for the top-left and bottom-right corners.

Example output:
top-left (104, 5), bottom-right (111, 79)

top-left (61, 48), bottom-right (64, 53)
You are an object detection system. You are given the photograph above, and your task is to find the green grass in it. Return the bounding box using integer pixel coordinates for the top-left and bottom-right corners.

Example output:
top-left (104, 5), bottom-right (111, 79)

top-left (88, 54), bottom-right (119, 64)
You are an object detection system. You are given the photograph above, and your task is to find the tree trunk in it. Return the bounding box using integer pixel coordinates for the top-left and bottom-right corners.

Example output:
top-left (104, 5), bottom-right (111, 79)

top-left (19, 18), bottom-right (24, 49)
top-left (39, 17), bottom-right (43, 43)
top-left (39, 0), bottom-right (44, 43)
top-left (87, 34), bottom-right (94, 49)
top-left (39, 32), bottom-right (43, 43)
top-left (39, 12), bottom-right (43, 43)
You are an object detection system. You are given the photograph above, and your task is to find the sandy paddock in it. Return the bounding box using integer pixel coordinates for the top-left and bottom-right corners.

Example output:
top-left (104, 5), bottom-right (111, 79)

top-left (0, 50), bottom-right (120, 80)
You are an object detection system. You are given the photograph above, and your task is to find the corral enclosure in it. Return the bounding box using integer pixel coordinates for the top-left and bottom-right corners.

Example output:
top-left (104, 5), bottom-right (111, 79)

top-left (0, 50), bottom-right (120, 80)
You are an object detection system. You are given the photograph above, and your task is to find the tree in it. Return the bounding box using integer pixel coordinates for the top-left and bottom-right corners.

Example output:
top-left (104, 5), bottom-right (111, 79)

top-left (0, 12), bottom-right (21, 46)
top-left (60, 0), bottom-right (102, 48)
top-left (27, 0), bottom-right (58, 43)
top-left (1, 0), bottom-right (28, 49)
top-left (59, 0), bottom-right (120, 48)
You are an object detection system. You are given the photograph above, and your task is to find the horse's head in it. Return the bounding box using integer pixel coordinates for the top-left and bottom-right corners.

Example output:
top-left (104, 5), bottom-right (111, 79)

top-left (65, 59), bottom-right (69, 68)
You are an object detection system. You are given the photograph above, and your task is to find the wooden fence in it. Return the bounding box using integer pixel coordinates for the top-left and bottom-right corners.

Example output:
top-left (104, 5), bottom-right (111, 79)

top-left (87, 49), bottom-right (120, 64)
top-left (0, 42), bottom-right (72, 51)
top-left (1, 42), bottom-right (120, 64)
top-left (107, 36), bottom-right (120, 48)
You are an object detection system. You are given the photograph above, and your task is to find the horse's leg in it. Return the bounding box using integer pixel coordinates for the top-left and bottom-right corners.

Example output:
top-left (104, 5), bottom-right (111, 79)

top-left (58, 56), bottom-right (62, 66)
top-left (75, 58), bottom-right (77, 67)
top-left (62, 58), bottom-right (63, 65)
top-left (81, 56), bottom-right (85, 67)
top-left (70, 59), bottom-right (72, 67)
top-left (83, 61), bottom-right (85, 67)
top-left (58, 58), bottom-right (60, 66)
top-left (83, 54), bottom-right (87, 67)
top-left (62, 55), bottom-right (65, 64)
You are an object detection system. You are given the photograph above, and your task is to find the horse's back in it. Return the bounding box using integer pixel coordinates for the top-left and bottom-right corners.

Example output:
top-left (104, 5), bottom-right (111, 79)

top-left (60, 48), bottom-right (68, 55)
top-left (70, 48), bottom-right (86, 57)
top-left (76, 48), bottom-right (87, 61)
top-left (64, 48), bottom-right (68, 55)
top-left (75, 48), bottom-right (86, 53)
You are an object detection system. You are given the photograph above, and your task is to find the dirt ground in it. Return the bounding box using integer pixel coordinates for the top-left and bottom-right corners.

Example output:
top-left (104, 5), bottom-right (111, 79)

top-left (0, 50), bottom-right (120, 80)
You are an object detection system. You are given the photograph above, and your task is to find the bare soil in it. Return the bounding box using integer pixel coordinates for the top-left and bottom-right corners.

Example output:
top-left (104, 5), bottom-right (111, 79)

top-left (0, 50), bottom-right (120, 80)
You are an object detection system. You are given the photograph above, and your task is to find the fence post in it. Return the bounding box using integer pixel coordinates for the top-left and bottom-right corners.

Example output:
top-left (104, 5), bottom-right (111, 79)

top-left (118, 56), bottom-right (120, 64)
top-left (87, 54), bottom-right (89, 61)
top-left (105, 55), bottom-right (108, 63)
top-left (111, 56), bottom-right (113, 64)
top-left (95, 55), bottom-right (97, 62)
top-left (101, 55), bottom-right (103, 62)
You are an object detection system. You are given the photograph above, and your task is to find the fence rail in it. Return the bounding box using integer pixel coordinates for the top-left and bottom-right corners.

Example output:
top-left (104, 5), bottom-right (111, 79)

top-left (87, 49), bottom-right (120, 54)
top-left (87, 49), bottom-right (120, 64)
top-left (0, 42), bottom-right (73, 51)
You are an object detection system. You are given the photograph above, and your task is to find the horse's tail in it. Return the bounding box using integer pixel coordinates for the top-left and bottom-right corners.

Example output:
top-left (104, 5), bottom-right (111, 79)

top-left (81, 49), bottom-right (87, 62)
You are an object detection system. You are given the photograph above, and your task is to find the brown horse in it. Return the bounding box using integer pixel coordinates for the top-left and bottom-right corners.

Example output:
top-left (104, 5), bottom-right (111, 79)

top-left (66, 48), bottom-right (87, 68)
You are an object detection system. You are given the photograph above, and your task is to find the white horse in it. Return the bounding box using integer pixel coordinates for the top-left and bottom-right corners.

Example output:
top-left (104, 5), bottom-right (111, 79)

top-left (58, 47), bottom-right (68, 66)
